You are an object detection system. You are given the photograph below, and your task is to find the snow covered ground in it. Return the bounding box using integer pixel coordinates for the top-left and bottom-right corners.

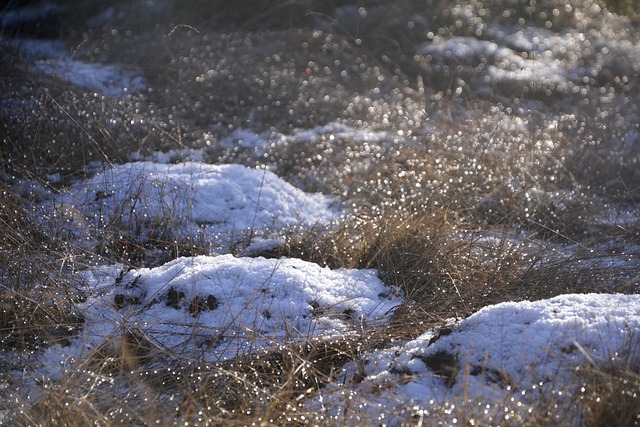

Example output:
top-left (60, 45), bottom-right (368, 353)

top-left (6, 38), bottom-right (146, 95)
top-left (315, 293), bottom-right (640, 424)
top-left (59, 255), bottom-right (399, 365)
top-left (18, 151), bottom-right (639, 424)
top-left (30, 254), bottom-right (640, 424)
top-left (2, 0), bottom-right (640, 424)
top-left (57, 161), bottom-right (343, 254)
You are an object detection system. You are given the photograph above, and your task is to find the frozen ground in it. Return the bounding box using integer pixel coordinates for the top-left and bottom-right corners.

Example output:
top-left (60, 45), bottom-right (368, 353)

top-left (1, 0), bottom-right (640, 424)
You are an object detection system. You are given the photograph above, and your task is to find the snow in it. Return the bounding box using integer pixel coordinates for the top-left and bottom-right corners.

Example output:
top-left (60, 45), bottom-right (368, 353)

top-left (219, 128), bottom-right (271, 149)
top-left (4, 1), bottom-right (640, 423)
top-left (129, 148), bottom-right (206, 164)
top-left (36, 57), bottom-right (146, 96)
top-left (314, 293), bottom-right (640, 423)
top-left (415, 25), bottom-right (640, 100)
top-left (43, 255), bottom-right (399, 371)
top-left (58, 161), bottom-right (343, 252)
top-left (5, 38), bottom-right (146, 95)
top-left (42, 157), bottom-right (640, 421)
top-left (419, 36), bottom-right (568, 88)
top-left (288, 122), bottom-right (393, 144)
top-left (203, 121), bottom-right (399, 165)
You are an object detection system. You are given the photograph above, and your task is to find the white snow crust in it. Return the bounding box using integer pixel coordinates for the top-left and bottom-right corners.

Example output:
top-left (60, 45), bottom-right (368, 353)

top-left (56, 255), bottom-right (400, 366)
top-left (315, 293), bottom-right (640, 423)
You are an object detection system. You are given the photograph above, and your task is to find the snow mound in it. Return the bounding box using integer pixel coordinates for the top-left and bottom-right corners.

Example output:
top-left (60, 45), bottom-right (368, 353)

top-left (73, 255), bottom-right (400, 363)
top-left (60, 161), bottom-right (342, 252)
top-left (318, 293), bottom-right (640, 422)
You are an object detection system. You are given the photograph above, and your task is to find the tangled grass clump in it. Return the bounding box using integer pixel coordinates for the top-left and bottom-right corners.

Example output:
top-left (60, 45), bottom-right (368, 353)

top-left (0, 182), bottom-right (84, 354)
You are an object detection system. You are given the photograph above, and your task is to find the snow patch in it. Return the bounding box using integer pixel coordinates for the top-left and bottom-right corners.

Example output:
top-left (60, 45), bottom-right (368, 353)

top-left (62, 255), bottom-right (400, 364)
top-left (6, 38), bottom-right (146, 95)
top-left (316, 293), bottom-right (640, 423)
top-left (59, 161), bottom-right (343, 252)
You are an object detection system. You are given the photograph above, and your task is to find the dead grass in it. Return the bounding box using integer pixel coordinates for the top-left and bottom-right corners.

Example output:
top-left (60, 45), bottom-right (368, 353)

top-left (0, 184), bottom-right (84, 352)
top-left (10, 324), bottom-right (387, 426)
top-left (282, 206), bottom-right (620, 326)
top-left (579, 361), bottom-right (640, 426)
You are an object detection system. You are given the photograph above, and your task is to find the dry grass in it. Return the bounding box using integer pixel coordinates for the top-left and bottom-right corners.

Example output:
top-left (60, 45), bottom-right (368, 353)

top-left (578, 353), bottom-right (640, 427)
top-left (10, 327), bottom-right (380, 426)
top-left (282, 205), bottom-right (622, 322)
top-left (0, 184), bottom-right (84, 352)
